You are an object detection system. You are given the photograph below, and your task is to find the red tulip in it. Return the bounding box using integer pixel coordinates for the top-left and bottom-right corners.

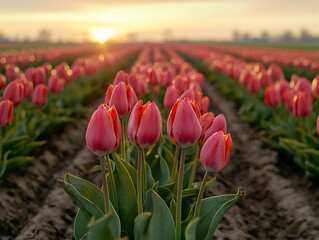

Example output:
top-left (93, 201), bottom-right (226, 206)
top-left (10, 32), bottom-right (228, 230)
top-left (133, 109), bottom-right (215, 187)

top-left (172, 75), bottom-right (187, 94)
top-left (86, 104), bottom-right (122, 155)
top-left (257, 70), bottom-right (271, 87)
top-left (275, 79), bottom-right (290, 97)
top-left (33, 67), bottom-right (47, 86)
top-left (167, 98), bottom-right (201, 148)
top-left (148, 67), bottom-right (160, 86)
top-left (48, 75), bottom-right (65, 93)
top-left (179, 89), bottom-right (195, 101)
top-left (0, 73), bottom-right (6, 90)
top-left (128, 100), bottom-right (162, 148)
top-left (3, 80), bottom-right (24, 106)
top-left (201, 96), bottom-right (210, 114)
top-left (290, 74), bottom-right (300, 88)
top-left (282, 89), bottom-right (294, 111)
top-left (113, 70), bottom-right (128, 85)
top-left (267, 63), bottom-right (285, 81)
top-left (246, 74), bottom-right (261, 93)
top-left (294, 77), bottom-right (312, 97)
top-left (264, 85), bottom-right (281, 107)
top-left (0, 100), bottom-right (14, 127)
top-left (312, 75), bottom-right (319, 98)
top-left (25, 67), bottom-right (35, 82)
top-left (5, 64), bottom-right (20, 81)
top-left (162, 68), bottom-right (175, 87)
top-left (32, 84), bottom-right (48, 106)
top-left (20, 77), bottom-right (33, 98)
top-left (106, 82), bottom-right (138, 117)
top-left (201, 113), bottom-right (227, 144)
top-left (292, 92), bottom-right (312, 117)
top-left (198, 112), bottom-right (215, 146)
top-left (200, 131), bottom-right (232, 172)
top-left (42, 63), bottom-right (52, 75)
top-left (164, 86), bottom-right (179, 110)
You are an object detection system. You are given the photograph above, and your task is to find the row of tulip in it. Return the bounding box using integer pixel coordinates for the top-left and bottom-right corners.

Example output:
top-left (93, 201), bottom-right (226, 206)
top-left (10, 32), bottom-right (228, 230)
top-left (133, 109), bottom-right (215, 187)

top-left (0, 44), bottom-right (101, 67)
top-left (0, 45), bottom-right (139, 178)
top-left (205, 44), bottom-right (319, 72)
top-left (59, 46), bottom-right (244, 240)
top-left (177, 44), bottom-right (319, 177)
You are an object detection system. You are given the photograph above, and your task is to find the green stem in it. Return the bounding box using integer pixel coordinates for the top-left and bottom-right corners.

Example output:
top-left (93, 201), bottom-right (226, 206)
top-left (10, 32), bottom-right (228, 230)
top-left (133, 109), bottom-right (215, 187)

top-left (193, 171), bottom-right (209, 219)
top-left (137, 148), bottom-right (144, 215)
top-left (142, 148), bottom-right (147, 201)
top-left (301, 117), bottom-right (307, 145)
top-left (176, 148), bottom-right (186, 240)
top-left (172, 146), bottom-right (180, 182)
top-left (105, 155), bottom-right (118, 211)
top-left (121, 118), bottom-right (126, 161)
top-left (188, 146), bottom-right (200, 188)
top-left (100, 156), bottom-right (110, 214)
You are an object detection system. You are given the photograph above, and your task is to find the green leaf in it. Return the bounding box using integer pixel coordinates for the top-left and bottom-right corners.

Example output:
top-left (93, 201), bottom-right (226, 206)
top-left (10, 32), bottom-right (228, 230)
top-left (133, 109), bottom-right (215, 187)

top-left (74, 209), bottom-right (91, 240)
top-left (134, 190), bottom-right (175, 240)
top-left (185, 218), bottom-right (200, 240)
top-left (196, 187), bottom-right (245, 240)
top-left (58, 178), bottom-right (104, 219)
top-left (87, 210), bottom-right (121, 240)
top-left (4, 156), bottom-right (33, 175)
top-left (111, 154), bottom-right (138, 239)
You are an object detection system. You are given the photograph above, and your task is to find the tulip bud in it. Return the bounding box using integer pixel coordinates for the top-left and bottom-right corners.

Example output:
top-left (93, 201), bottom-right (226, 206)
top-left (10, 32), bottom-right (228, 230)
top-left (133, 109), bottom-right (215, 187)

top-left (312, 74), bottom-right (319, 98)
top-left (292, 91), bottom-right (312, 117)
top-left (148, 67), bottom-right (160, 86)
top-left (167, 98), bottom-right (201, 148)
top-left (33, 67), bottom-right (47, 86)
top-left (247, 74), bottom-right (261, 93)
top-left (42, 63), bottom-right (52, 75)
top-left (48, 75), bottom-right (65, 93)
top-left (172, 76), bottom-right (187, 94)
top-left (5, 64), bottom-right (20, 81)
top-left (20, 77), bottom-right (33, 98)
top-left (0, 100), bottom-right (14, 127)
top-left (32, 84), bottom-right (48, 106)
top-left (267, 63), bottom-right (285, 81)
top-left (275, 79), bottom-right (290, 98)
top-left (200, 113), bottom-right (227, 145)
top-left (113, 70), bottom-right (128, 85)
top-left (3, 80), bottom-right (24, 106)
top-left (162, 68), bottom-right (175, 87)
top-left (198, 112), bottom-right (214, 146)
top-left (282, 89), bottom-right (294, 111)
top-left (179, 89), bottom-right (195, 101)
top-left (201, 96), bottom-right (210, 114)
top-left (200, 131), bottom-right (232, 172)
top-left (107, 82), bottom-right (138, 117)
top-left (86, 104), bottom-right (122, 155)
top-left (128, 100), bottom-right (162, 148)
top-left (0, 73), bottom-right (6, 90)
top-left (164, 86), bottom-right (179, 110)
top-left (264, 85), bottom-right (281, 107)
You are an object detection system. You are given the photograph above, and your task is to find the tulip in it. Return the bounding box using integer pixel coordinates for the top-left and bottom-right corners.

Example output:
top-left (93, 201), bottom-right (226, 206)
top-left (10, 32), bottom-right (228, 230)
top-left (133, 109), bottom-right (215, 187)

top-left (167, 98), bottom-right (201, 148)
top-left (164, 86), bottom-right (179, 110)
top-left (3, 80), bottom-right (24, 106)
top-left (48, 75), bottom-right (65, 93)
top-left (128, 100), bottom-right (162, 148)
top-left (312, 74), bottom-right (319, 98)
top-left (107, 82), bottom-right (138, 117)
top-left (0, 74), bottom-right (6, 90)
top-left (290, 74), bottom-right (300, 88)
top-left (152, 85), bottom-right (160, 95)
top-left (267, 63), bottom-right (285, 81)
top-left (247, 74), bottom-right (261, 93)
top-left (20, 77), bottom-right (33, 98)
top-left (201, 113), bottom-right (227, 144)
top-left (201, 96), bottom-right (210, 114)
top-left (32, 84), bottom-right (48, 106)
top-left (113, 70), bottom-right (128, 85)
top-left (148, 67), bottom-right (160, 86)
top-left (275, 79), bottom-right (290, 97)
top-left (86, 104), bottom-right (122, 156)
top-left (200, 131), bottom-right (232, 172)
top-left (162, 68), bottom-right (175, 87)
top-left (257, 70), bottom-right (271, 87)
top-left (292, 91), bottom-right (312, 117)
top-left (282, 89), bottom-right (294, 111)
top-left (198, 112), bottom-right (215, 146)
top-left (193, 131), bottom-right (233, 220)
top-left (179, 89), bottom-right (195, 101)
top-left (0, 100), bottom-right (14, 127)
top-left (5, 64), bottom-right (20, 81)
top-left (25, 67), bottom-right (35, 82)
top-left (42, 63), bottom-right (52, 75)
top-left (172, 75), bottom-right (187, 94)
top-left (33, 67), bottom-right (47, 86)
top-left (264, 85), bottom-right (281, 107)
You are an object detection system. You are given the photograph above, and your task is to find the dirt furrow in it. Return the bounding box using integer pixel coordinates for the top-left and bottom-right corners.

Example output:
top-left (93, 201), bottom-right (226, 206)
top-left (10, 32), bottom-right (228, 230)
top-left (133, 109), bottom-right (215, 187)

top-left (202, 80), bottom-right (319, 240)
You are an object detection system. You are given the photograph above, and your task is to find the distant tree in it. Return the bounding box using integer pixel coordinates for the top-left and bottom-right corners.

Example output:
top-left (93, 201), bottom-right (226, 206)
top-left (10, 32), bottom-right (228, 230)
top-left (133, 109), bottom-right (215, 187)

top-left (232, 31), bottom-right (241, 42)
top-left (260, 31), bottom-right (270, 42)
top-left (280, 31), bottom-right (295, 43)
top-left (242, 33), bottom-right (252, 42)
top-left (300, 29), bottom-right (313, 42)
top-left (37, 29), bottom-right (51, 43)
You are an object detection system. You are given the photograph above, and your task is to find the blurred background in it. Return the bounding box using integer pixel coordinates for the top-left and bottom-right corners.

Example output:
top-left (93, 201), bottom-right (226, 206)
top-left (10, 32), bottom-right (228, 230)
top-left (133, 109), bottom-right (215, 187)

top-left (1, 0), bottom-right (319, 48)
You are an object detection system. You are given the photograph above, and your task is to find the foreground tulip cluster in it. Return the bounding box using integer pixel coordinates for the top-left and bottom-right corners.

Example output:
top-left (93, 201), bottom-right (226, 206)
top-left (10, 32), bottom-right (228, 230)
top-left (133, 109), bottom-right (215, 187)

top-left (178, 44), bottom-right (319, 177)
top-left (60, 46), bottom-right (244, 240)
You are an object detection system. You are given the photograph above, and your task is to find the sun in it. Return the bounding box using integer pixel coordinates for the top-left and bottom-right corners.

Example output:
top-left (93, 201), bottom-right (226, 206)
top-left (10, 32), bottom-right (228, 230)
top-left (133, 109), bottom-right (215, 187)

top-left (92, 28), bottom-right (118, 44)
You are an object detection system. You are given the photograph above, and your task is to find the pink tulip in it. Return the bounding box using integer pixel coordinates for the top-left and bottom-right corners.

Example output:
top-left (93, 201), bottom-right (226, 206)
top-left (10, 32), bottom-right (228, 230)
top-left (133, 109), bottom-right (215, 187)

top-left (198, 112), bottom-right (215, 146)
top-left (282, 89), bottom-right (294, 111)
top-left (179, 89), bottom-right (195, 101)
top-left (162, 68), bottom-right (175, 87)
top-left (164, 86), bottom-right (179, 110)
top-left (267, 63), bottom-right (285, 81)
top-left (200, 131), bottom-right (232, 172)
top-left (42, 63), bottom-right (52, 75)
top-left (48, 75), bottom-right (65, 93)
top-left (275, 79), bottom-right (290, 97)
top-left (264, 85), bottom-right (281, 107)
top-left (148, 67), bottom-right (160, 86)
top-left (33, 67), bottom-right (47, 86)
top-left (25, 67), bottom-right (35, 82)
top-left (86, 104), bottom-right (122, 155)
top-left (0, 100), bottom-right (14, 127)
top-left (113, 70), bottom-right (129, 85)
top-left (312, 75), bottom-right (319, 98)
top-left (128, 100), bottom-right (162, 148)
top-left (5, 64), bottom-right (20, 81)
top-left (32, 84), bottom-right (48, 106)
top-left (290, 74), bottom-right (300, 88)
top-left (153, 85), bottom-right (160, 95)
top-left (257, 70), bottom-right (271, 87)
top-left (20, 78), bottom-right (33, 98)
top-left (167, 98), bottom-right (201, 148)
top-left (172, 75), bottom-right (187, 94)
top-left (201, 113), bottom-right (227, 144)
top-left (247, 74), bottom-right (261, 93)
top-left (106, 82), bottom-right (138, 117)
top-left (292, 92), bottom-right (312, 117)
top-left (0, 73), bottom-right (6, 90)
top-left (3, 80), bottom-right (24, 106)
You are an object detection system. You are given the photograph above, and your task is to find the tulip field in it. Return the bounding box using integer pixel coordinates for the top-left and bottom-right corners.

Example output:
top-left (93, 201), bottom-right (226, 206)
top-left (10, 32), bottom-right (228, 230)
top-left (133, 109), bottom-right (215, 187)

top-left (0, 43), bottom-right (319, 240)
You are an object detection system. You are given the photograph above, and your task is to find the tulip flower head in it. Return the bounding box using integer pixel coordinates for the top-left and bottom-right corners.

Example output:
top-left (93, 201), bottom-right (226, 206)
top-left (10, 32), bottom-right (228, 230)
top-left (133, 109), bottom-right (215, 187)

top-left (0, 74), bottom-right (6, 90)
top-left (128, 100), bottom-right (162, 148)
top-left (86, 104), bottom-right (122, 156)
top-left (200, 131), bottom-right (232, 172)
top-left (0, 100), bottom-right (14, 127)
top-left (32, 84), bottom-right (48, 106)
top-left (292, 91), bottom-right (312, 117)
top-left (167, 98), bottom-right (201, 148)
top-left (113, 70), bottom-right (129, 85)
top-left (264, 85), bottom-right (281, 107)
top-left (3, 80), bottom-right (24, 106)
top-left (164, 86), bottom-right (179, 110)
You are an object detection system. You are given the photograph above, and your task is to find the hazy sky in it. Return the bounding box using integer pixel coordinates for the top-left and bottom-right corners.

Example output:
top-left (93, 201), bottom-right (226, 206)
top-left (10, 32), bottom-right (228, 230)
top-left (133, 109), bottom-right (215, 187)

top-left (1, 0), bottom-right (319, 42)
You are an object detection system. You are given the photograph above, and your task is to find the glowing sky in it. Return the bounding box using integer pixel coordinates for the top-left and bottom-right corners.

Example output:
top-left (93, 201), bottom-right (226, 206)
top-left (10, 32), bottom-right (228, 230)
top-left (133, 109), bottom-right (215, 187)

top-left (1, 0), bottom-right (318, 42)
